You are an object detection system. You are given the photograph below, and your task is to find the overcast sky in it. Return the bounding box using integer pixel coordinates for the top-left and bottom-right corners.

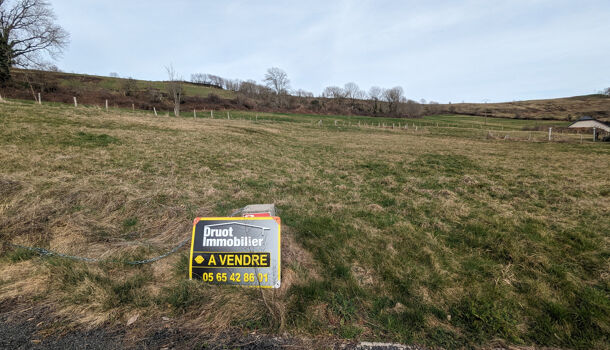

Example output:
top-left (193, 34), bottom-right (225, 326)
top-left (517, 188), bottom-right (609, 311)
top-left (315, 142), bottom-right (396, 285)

top-left (51, 0), bottom-right (610, 103)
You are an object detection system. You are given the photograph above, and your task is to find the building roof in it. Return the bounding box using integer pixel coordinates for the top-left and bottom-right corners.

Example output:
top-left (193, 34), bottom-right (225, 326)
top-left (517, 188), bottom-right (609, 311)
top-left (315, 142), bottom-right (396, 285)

top-left (568, 117), bottom-right (610, 131)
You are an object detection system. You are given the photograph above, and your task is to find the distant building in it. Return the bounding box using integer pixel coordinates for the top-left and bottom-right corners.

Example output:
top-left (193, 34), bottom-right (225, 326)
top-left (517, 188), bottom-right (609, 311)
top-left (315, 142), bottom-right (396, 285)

top-left (568, 116), bottom-right (610, 132)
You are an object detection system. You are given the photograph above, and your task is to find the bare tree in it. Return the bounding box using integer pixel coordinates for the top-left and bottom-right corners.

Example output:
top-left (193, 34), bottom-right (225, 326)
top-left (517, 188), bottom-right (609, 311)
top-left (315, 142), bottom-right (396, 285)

top-left (294, 89), bottom-right (313, 98)
top-left (343, 82), bottom-right (364, 110)
top-left (191, 73), bottom-right (210, 84)
top-left (263, 67), bottom-right (290, 95)
top-left (403, 99), bottom-right (422, 117)
top-left (603, 87), bottom-right (610, 97)
top-left (383, 86), bottom-right (404, 115)
top-left (165, 64), bottom-right (182, 117)
top-left (121, 77), bottom-right (137, 96)
top-left (322, 86), bottom-right (345, 99)
top-left (368, 86), bottom-right (382, 115)
top-left (0, 0), bottom-right (69, 84)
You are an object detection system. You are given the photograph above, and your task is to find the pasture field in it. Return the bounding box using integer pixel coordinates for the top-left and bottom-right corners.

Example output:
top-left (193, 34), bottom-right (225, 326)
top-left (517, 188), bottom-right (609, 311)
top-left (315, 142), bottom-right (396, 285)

top-left (0, 100), bottom-right (608, 349)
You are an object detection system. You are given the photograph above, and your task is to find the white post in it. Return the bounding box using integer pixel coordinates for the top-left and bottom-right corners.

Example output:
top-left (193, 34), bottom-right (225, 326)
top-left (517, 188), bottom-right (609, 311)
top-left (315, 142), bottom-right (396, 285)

top-left (132, 104), bottom-right (135, 111)
top-left (153, 107), bottom-right (157, 116)
top-left (580, 134), bottom-right (583, 144)
top-left (548, 127), bottom-right (552, 141)
top-left (593, 127), bottom-right (597, 141)
top-left (415, 125), bottom-right (418, 131)
top-left (227, 112), bottom-right (230, 119)
top-left (0, 93), bottom-right (3, 101)
top-left (73, 97), bottom-right (77, 107)
top-left (392, 123), bottom-right (395, 129)
top-left (210, 110), bottom-right (213, 118)
top-left (105, 100), bottom-right (108, 112)
top-left (194, 109), bottom-right (196, 118)
top-left (334, 120), bottom-right (337, 126)
top-left (38, 93), bottom-right (41, 104)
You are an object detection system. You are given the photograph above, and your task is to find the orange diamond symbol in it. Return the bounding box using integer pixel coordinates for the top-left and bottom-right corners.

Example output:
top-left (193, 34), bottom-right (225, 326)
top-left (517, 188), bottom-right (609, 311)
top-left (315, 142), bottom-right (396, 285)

top-left (194, 255), bottom-right (204, 264)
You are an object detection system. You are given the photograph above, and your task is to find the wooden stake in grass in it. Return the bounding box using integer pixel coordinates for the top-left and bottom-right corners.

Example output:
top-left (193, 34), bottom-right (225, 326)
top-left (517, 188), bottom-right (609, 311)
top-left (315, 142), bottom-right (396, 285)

top-left (194, 109), bottom-right (196, 118)
top-left (227, 112), bottom-right (230, 119)
top-left (132, 104), bottom-right (135, 111)
top-left (37, 93), bottom-right (41, 104)
top-left (105, 100), bottom-right (108, 112)
top-left (211, 110), bottom-right (213, 118)
top-left (153, 107), bottom-right (157, 116)
top-left (73, 97), bottom-right (77, 107)
top-left (548, 127), bottom-right (552, 141)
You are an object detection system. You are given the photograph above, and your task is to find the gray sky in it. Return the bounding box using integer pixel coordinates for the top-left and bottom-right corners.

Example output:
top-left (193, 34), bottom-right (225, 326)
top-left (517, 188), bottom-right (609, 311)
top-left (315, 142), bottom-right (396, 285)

top-left (51, 0), bottom-right (610, 103)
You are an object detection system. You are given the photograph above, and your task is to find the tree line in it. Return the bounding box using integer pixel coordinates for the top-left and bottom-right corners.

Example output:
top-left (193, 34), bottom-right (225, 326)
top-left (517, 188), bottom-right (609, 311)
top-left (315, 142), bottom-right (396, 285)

top-left (188, 67), bottom-right (434, 117)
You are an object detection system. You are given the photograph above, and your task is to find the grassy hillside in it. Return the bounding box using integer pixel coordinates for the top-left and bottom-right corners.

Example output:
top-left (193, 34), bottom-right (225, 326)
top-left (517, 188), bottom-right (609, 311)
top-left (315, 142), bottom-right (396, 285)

top-left (5, 68), bottom-right (610, 121)
top-left (0, 99), bottom-right (608, 349)
top-left (440, 94), bottom-right (610, 121)
top-left (13, 68), bottom-right (236, 99)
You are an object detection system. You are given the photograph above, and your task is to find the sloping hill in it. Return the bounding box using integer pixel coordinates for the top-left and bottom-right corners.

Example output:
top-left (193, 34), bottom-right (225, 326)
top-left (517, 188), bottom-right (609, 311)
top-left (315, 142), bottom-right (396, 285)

top-left (2, 68), bottom-right (609, 121)
top-left (432, 94), bottom-right (610, 121)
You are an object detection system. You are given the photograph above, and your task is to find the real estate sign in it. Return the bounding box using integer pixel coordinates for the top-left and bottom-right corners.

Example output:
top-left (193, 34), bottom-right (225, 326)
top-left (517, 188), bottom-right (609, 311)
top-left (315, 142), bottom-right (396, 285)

top-left (189, 217), bottom-right (281, 288)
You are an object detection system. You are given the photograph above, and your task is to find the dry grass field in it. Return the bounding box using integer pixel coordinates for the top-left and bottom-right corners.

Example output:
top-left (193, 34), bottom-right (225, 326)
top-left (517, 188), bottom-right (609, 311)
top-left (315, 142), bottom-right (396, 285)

top-left (0, 99), bottom-right (608, 349)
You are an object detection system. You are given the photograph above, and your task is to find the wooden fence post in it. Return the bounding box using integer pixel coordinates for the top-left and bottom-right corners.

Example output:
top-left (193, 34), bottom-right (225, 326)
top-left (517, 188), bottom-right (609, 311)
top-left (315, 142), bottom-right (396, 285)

top-left (73, 97), bottom-right (77, 107)
top-left (38, 93), bottom-right (41, 104)
top-left (105, 100), bottom-right (108, 111)
top-left (548, 127), bottom-right (552, 141)
top-left (194, 109), bottom-right (196, 118)
top-left (153, 107), bottom-right (157, 116)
